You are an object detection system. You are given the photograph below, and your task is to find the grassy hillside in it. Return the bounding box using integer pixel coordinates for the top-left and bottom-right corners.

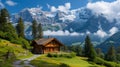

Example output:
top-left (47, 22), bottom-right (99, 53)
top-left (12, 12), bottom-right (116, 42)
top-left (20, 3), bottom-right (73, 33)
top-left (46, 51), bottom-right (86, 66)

top-left (31, 54), bottom-right (105, 67)
top-left (0, 39), bottom-right (33, 67)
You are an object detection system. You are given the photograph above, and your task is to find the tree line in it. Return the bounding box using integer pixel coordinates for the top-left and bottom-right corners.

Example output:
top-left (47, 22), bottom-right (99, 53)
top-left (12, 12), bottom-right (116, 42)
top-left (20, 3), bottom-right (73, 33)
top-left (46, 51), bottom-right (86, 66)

top-left (0, 8), bottom-right (43, 49)
top-left (64, 35), bottom-right (120, 63)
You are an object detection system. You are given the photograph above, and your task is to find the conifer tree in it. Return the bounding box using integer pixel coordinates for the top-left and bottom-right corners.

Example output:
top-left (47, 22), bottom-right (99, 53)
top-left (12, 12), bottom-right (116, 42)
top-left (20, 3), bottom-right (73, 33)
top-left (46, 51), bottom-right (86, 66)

top-left (37, 23), bottom-right (43, 38)
top-left (16, 17), bottom-right (24, 38)
top-left (32, 20), bottom-right (37, 39)
top-left (84, 35), bottom-right (91, 57)
top-left (96, 48), bottom-right (104, 58)
top-left (0, 8), bottom-right (10, 30)
top-left (105, 45), bottom-right (116, 61)
top-left (89, 43), bottom-right (97, 61)
top-left (76, 45), bottom-right (82, 56)
top-left (0, 8), bottom-right (18, 41)
top-left (0, 8), bottom-right (10, 23)
top-left (84, 35), bottom-right (96, 61)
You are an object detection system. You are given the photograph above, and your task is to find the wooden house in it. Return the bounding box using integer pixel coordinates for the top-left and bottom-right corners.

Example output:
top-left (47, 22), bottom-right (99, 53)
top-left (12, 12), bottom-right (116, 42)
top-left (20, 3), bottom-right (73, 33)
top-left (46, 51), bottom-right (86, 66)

top-left (31, 38), bottom-right (64, 54)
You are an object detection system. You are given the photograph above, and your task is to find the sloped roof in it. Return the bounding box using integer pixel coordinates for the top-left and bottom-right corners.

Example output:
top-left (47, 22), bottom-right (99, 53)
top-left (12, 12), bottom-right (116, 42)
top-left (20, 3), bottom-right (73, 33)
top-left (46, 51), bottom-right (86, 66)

top-left (33, 38), bottom-right (64, 46)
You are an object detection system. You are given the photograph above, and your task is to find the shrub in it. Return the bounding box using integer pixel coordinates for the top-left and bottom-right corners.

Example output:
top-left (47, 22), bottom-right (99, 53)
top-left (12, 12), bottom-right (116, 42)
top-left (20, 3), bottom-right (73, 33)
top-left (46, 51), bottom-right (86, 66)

top-left (59, 63), bottom-right (70, 67)
top-left (116, 54), bottom-right (120, 61)
top-left (47, 52), bottom-right (76, 58)
top-left (53, 54), bottom-right (58, 58)
top-left (104, 62), bottom-right (116, 67)
top-left (65, 54), bottom-right (72, 58)
top-left (94, 57), bottom-right (120, 67)
top-left (59, 54), bottom-right (63, 57)
top-left (47, 53), bottom-right (53, 57)
top-left (70, 52), bottom-right (76, 57)
top-left (65, 52), bottom-right (76, 58)
top-left (94, 57), bottom-right (105, 65)
top-left (13, 37), bottom-right (30, 49)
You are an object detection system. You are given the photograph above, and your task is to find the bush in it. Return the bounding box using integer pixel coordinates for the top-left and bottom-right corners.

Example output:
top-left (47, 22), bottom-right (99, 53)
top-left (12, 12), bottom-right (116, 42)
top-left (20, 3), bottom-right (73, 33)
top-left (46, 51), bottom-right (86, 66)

top-left (47, 53), bottom-right (53, 57)
top-left (19, 37), bottom-right (30, 49)
top-left (116, 54), bottom-right (120, 61)
top-left (53, 54), bottom-right (58, 58)
top-left (104, 62), bottom-right (116, 67)
top-left (11, 37), bottom-right (30, 49)
top-left (59, 63), bottom-right (70, 67)
top-left (94, 57), bottom-right (105, 65)
top-left (94, 57), bottom-right (120, 67)
top-left (65, 52), bottom-right (76, 58)
top-left (70, 52), bottom-right (76, 57)
top-left (0, 31), bottom-right (30, 50)
top-left (59, 54), bottom-right (63, 57)
top-left (47, 52), bottom-right (76, 58)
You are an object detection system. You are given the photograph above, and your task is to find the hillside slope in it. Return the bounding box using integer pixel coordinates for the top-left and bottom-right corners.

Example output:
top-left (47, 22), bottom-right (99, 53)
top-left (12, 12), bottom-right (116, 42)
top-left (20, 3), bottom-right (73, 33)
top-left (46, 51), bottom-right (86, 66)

top-left (0, 39), bottom-right (33, 67)
top-left (97, 31), bottom-right (120, 52)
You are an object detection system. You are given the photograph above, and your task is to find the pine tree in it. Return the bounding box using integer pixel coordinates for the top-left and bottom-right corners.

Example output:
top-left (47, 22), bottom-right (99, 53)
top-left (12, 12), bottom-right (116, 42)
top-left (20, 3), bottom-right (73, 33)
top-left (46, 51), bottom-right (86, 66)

top-left (16, 17), bottom-right (24, 38)
top-left (32, 20), bottom-right (37, 39)
top-left (96, 48), bottom-right (104, 58)
top-left (89, 43), bottom-right (97, 61)
top-left (76, 45), bottom-right (82, 56)
top-left (0, 8), bottom-right (10, 24)
top-left (84, 35), bottom-right (96, 61)
top-left (105, 45), bottom-right (116, 61)
top-left (37, 23), bottom-right (43, 38)
top-left (0, 8), bottom-right (18, 41)
top-left (84, 35), bottom-right (91, 57)
top-left (0, 8), bottom-right (10, 30)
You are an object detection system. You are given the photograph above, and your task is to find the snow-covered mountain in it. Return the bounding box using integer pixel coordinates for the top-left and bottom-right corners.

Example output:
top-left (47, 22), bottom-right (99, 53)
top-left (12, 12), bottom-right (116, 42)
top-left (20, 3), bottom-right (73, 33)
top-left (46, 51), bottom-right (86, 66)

top-left (11, 7), bottom-right (120, 41)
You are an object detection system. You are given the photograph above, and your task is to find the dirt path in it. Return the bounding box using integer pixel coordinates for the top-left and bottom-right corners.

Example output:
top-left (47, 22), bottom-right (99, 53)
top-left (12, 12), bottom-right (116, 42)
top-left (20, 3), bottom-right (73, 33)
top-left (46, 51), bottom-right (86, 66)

top-left (13, 55), bottom-right (41, 67)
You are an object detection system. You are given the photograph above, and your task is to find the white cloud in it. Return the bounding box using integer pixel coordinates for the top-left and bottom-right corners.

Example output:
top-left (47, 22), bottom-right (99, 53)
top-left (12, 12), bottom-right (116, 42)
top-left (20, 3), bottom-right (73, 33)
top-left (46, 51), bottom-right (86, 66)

top-left (94, 27), bottom-right (119, 38)
top-left (51, 6), bottom-right (57, 12)
top-left (47, 4), bottom-right (50, 9)
top-left (43, 30), bottom-right (81, 36)
top-left (6, 0), bottom-right (17, 6)
top-left (0, 2), bottom-right (4, 8)
top-left (86, 30), bottom-right (91, 35)
top-left (50, 2), bottom-right (71, 13)
top-left (109, 27), bottom-right (118, 36)
top-left (94, 29), bottom-right (107, 38)
top-left (86, 0), bottom-right (120, 22)
top-left (0, 0), bottom-right (4, 8)
top-left (65, 3), bottom-right (71, 9)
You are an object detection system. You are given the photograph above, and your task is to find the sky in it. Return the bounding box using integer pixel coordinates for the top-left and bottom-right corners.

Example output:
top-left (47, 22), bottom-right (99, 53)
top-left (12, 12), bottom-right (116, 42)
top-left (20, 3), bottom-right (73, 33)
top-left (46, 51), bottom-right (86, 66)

top-left (0, 0), bottom-right (116, 14)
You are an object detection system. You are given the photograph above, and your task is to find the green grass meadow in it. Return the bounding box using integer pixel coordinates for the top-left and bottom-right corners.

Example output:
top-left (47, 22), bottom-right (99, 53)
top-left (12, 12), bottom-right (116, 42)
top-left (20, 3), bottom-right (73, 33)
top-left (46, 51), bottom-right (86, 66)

top-left (31, 54), bottom-right (105, 67)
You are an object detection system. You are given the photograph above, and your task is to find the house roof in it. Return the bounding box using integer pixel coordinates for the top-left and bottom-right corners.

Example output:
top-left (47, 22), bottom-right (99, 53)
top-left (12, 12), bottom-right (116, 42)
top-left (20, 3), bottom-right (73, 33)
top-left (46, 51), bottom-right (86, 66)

top-left (32, 38), bottom-right (64, 46)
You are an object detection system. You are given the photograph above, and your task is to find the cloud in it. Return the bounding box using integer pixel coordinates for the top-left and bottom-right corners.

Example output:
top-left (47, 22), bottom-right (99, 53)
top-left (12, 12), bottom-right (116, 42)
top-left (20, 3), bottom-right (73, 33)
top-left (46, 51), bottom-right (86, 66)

top-left (51, 6), bottom-right (57, 12)
top-left (93, 27), bottom-right (119, 38)
top-left (65, 3), bottom-right (71, 9)
top-left (50, 2), bottom-right (71, 13)
top-left (0, 1), bottom-right (4, 8)
top-left (47, 4), bottom-right (50, 9)
top-left (43, 30), bottom-right (82, 36)
top-left (86, 0), bottom-right (120, 22)
top-left (94, 29), bottom-right (107, 38)
top-left (86, 30), bottom-right (91, 35)
top-left (109, 27), bottom-right (118, 36)
top-left (6, 0), bottom-right (17, 6)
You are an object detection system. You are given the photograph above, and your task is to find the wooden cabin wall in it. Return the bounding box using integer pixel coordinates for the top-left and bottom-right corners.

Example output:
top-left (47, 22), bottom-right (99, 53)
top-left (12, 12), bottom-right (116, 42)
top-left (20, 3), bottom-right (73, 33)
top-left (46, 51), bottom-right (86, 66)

top-left (43, 41), bottom-right (60, 53)
top-left (33, 44), bottom-right (43, 54)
